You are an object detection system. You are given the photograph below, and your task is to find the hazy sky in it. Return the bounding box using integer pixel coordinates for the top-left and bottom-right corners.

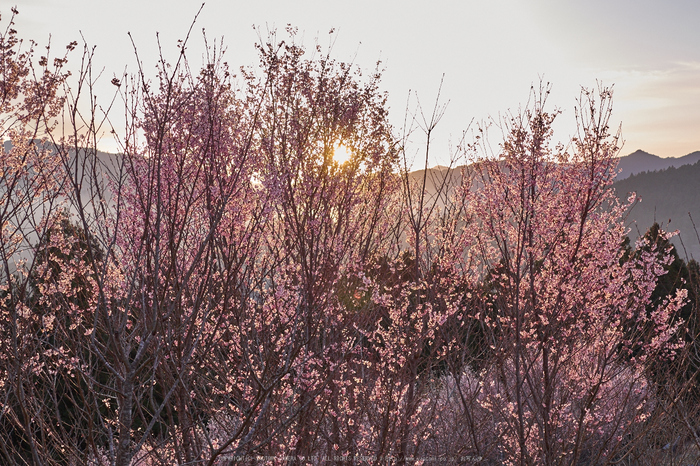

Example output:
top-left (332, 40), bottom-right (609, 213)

top-left (9, 0), bottom-right (700, 164)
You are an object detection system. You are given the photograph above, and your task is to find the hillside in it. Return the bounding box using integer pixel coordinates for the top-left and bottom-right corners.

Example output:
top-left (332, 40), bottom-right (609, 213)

top-left (615, 149), bottom-right (700, 180)
top-left (409, 156), bottom-right (700, 261)
top-left (613, 160), bottom-right (700, 260)
top-left (7, 140), bottom-right (698, 259)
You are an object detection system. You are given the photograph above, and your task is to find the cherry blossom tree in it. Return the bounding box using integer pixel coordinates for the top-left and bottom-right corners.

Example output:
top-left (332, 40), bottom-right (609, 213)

top-left (0, 8), bottom-right (82, 464)
top-left (1, 8), bottom-right (696, 465)
top-left (435, 85), bottom-right (687, 465)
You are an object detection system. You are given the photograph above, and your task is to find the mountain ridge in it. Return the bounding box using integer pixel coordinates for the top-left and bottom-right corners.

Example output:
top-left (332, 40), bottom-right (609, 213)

top-left (615, 149), bottom-right (700, 180)
top-left (612, 158), bottom-right (700, 261)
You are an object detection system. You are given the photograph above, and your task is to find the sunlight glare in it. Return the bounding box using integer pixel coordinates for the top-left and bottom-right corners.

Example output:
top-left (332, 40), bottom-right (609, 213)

top-left (334, 144), bottom-right (352, 164)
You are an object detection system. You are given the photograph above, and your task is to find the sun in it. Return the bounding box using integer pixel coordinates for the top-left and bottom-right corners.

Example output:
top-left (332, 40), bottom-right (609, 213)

top-left (333, 144), bottom-right (352, 164)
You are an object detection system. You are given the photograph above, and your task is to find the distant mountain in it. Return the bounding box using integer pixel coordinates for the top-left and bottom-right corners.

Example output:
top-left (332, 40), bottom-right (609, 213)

top-left (406, 165), bottom-right (462, 199)
top-left (412, 149), bottom-right (700, 186)
top-left (613, 160), bottom-right (700, 261)
top-left (615, 149), bottom-right (700, 180)
top-left (410, 156), bottom-right (700, 261)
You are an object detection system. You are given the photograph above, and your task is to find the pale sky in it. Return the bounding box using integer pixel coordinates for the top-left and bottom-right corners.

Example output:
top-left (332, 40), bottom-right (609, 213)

top-left (9, 0), bottom-right (700, 165)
